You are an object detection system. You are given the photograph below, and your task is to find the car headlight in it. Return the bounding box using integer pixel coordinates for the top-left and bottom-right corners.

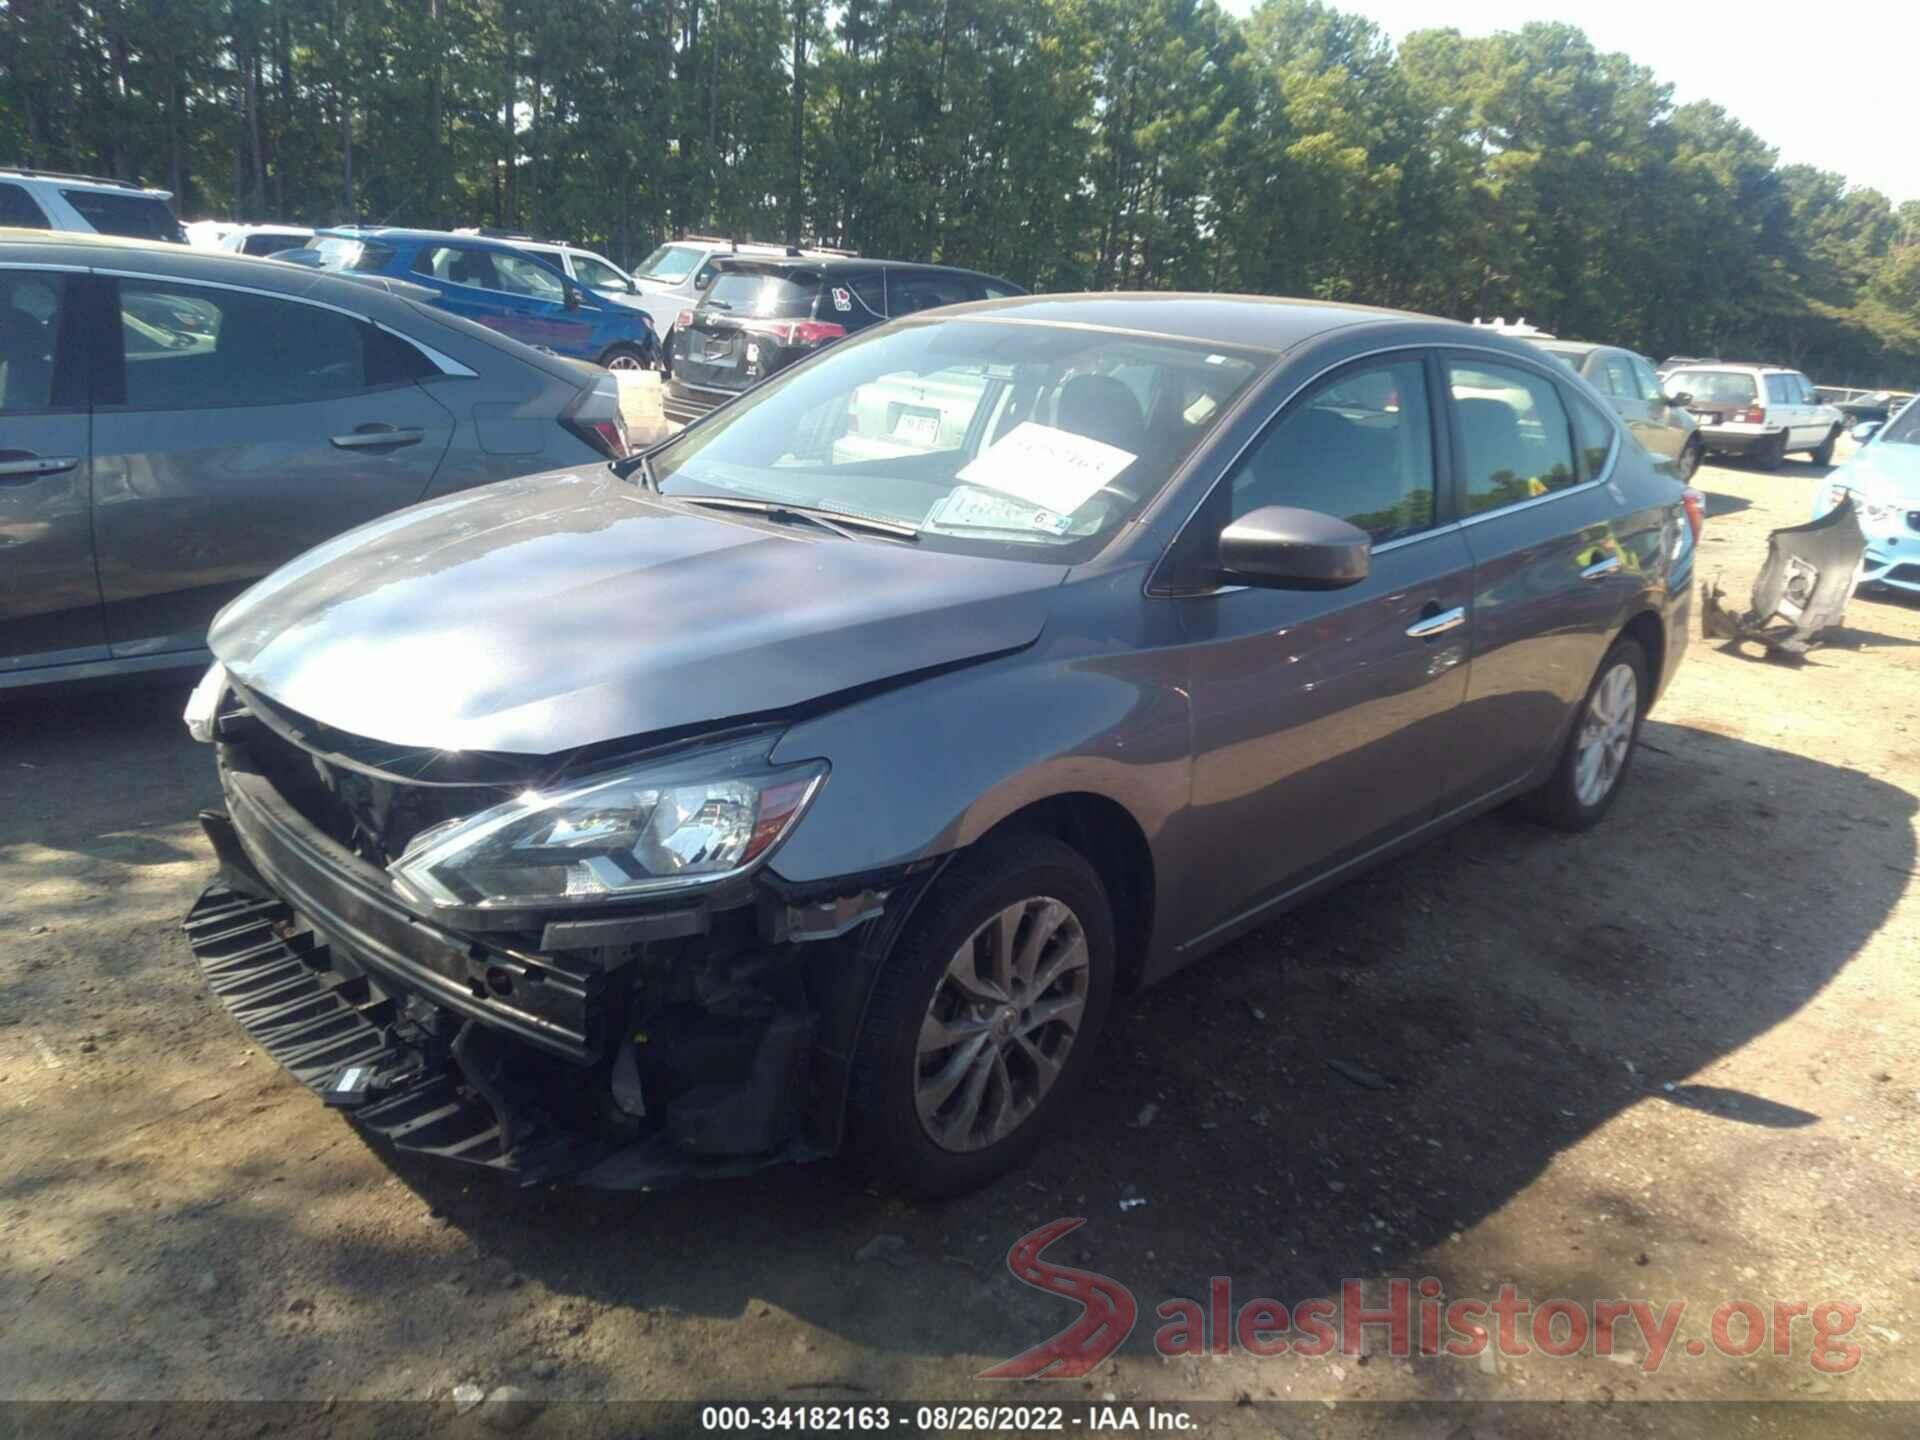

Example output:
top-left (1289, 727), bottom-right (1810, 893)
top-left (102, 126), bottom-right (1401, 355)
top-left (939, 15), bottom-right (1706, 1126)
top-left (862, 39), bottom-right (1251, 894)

top-left (183, 660), bottom-right (228, 743)
top-left (387, 738), bottom-right (826, 911)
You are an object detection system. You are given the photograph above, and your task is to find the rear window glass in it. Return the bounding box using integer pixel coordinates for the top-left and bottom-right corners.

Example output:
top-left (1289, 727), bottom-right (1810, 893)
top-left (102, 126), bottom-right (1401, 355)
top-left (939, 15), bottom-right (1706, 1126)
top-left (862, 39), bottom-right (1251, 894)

top-left (314, 236), bottom-right (396, 273)
top-left (705, 270), bottom-right (817, 319)
top-left (1668, 370), bottom-right (1757, 405)
top-left (634, 244), bottom-right (705, 283)
top-left (61, 188), bottom-right (182, 242)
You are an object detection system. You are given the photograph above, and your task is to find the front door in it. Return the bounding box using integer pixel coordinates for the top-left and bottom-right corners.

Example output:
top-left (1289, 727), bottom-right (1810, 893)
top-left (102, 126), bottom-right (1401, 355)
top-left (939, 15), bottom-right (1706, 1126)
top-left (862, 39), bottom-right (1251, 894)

top-left (89, 275), bottom-right (455, 657)
top-left (1174, 353), bottom-right (1475, 946)
top-left (0, 265), bottom-right (105, 675)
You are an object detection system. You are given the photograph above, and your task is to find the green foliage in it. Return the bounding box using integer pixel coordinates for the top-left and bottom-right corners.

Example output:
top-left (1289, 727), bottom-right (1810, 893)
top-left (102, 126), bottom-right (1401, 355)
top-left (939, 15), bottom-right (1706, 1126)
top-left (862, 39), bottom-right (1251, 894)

top-left (1, 0), bottom-right (1913, 381)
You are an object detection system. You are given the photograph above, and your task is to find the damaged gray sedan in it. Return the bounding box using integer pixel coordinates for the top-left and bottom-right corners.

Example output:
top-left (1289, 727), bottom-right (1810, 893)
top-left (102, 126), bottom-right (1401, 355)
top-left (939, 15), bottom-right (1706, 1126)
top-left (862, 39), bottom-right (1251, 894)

top-left (182, 293), bottom-right (1697, 1195)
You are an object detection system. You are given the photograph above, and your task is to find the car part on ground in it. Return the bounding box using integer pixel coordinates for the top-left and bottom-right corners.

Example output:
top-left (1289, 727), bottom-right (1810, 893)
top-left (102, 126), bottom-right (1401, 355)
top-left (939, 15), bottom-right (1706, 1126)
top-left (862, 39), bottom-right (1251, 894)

top-left (1702, 499), bottom-right (1868, 655)
top-left (181, 292), bottom-right (1693, 1195)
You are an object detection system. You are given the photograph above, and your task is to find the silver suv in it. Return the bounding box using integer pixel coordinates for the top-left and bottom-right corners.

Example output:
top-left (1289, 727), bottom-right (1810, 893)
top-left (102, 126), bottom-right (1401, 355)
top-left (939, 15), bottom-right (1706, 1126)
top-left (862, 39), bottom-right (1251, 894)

top-left (0, 168), bottom-right (185, 242)
top-left (1663, 362), bottom-right (1845, 470)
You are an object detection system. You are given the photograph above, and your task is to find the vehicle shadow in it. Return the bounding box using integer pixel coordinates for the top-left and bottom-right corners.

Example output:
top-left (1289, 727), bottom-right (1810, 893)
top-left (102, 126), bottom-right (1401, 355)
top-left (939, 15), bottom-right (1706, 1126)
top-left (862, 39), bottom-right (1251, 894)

top-left (1694, 486), bottom-right (1752, 519)
top-left (349, 718), bottom-right (1914, 1382)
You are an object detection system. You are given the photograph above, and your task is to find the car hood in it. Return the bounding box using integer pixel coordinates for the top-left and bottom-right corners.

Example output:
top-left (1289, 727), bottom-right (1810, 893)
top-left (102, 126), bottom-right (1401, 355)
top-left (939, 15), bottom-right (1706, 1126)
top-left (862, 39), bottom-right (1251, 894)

top-left (208, 469), bottom-right (1066, 755)
top-left (1837, 441), bottom-right (1920, 503)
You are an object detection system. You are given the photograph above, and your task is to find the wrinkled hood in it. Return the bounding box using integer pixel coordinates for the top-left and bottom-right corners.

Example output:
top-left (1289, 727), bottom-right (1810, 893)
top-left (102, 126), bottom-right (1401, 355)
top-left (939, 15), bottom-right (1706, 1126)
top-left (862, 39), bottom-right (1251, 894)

top-left (1836, 440), bottom-right (1920, 503)
top-left (209, 469), bottom-right (1065, 754)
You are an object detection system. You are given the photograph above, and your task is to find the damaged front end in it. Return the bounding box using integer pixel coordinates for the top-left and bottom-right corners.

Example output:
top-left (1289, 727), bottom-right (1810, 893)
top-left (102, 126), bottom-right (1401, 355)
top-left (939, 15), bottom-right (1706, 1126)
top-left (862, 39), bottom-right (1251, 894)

top-left (1702, 497), bottom-right (1868, 656)
top-left (181, 678), bottom-right (928, 1188)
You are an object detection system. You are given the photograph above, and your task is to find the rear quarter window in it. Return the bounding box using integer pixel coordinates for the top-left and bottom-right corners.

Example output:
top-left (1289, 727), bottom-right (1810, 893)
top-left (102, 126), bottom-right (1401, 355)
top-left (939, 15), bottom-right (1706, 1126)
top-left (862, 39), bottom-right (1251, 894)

top-left (60, 188), bottom-right (182, 242)
top-left (0, 182), bottom-right (50, 228)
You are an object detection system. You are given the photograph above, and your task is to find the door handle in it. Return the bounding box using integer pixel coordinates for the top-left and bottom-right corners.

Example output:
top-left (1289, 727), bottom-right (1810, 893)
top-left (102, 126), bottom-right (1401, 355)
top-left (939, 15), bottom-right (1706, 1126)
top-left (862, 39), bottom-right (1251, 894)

top-left (1581, 554), bottom-right (1624, 580)
top-left (0, 453), bottom-right (80, 480)
top-left (330, 426), bottom-right (425, 449)
top-left (1406, 604), bottom-right (1466, 639)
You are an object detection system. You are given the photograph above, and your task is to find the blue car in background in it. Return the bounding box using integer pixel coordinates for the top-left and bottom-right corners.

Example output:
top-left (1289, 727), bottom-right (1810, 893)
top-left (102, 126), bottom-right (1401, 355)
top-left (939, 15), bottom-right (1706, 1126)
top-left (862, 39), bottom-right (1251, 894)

top-left (1814, 394), bottom-right (1920, 596)
top-left (312, 227), bottom-right (660, 371)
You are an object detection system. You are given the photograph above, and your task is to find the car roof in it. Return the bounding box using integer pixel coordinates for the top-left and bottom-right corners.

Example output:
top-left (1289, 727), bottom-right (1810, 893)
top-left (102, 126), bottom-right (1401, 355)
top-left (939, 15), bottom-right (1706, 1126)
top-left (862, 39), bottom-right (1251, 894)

top-left (0, 168), bottom-right (173, 198)
top-left (897, 291), bottom-right (1467, 354)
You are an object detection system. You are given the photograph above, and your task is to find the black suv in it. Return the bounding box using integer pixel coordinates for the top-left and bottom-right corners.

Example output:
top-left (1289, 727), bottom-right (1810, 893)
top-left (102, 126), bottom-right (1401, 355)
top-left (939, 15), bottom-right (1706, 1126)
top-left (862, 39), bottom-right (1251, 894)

top-left (663, 256), bottom-right (1024, 424)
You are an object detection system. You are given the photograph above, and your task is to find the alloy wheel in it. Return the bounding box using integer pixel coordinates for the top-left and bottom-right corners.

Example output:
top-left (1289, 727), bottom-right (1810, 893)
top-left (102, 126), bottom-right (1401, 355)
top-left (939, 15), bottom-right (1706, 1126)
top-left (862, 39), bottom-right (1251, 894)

top-left (605, 351), bottom-right (645, 371)
top-left (914, 896), bottom-right (1090, 1153)
top-left (1573, 662), bottom-right (1639, 808)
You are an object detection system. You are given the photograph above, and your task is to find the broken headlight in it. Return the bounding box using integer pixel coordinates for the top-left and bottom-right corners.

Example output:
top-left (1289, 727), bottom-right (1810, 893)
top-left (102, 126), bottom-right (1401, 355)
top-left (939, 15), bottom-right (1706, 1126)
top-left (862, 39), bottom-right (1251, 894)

top-left (184, 661), bottom-right (228, 743)
top-left (387, 738), bottom-right (826, 911)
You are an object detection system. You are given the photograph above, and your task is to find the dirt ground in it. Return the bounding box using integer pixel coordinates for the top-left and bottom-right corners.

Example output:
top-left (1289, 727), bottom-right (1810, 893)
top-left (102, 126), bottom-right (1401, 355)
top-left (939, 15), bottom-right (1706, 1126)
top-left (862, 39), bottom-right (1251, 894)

top-left (2, 441), bottom-right (1917, 1437)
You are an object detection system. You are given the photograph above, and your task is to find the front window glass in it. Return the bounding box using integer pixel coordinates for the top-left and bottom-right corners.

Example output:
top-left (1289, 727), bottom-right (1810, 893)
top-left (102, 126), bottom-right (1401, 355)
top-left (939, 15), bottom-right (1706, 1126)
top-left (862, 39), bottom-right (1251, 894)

top-left (651, 319), bottom-right (1265, 561)
top-left (634, 244), bottom-right (704, 283)
top-left (1449, 361), bottom-right (1578, 513)
top-left (1879, 397), bottom-right (1920, 445)
top-left (492, 251), bottom-right (568, 301)
top-left (1668, 370), bottom-right (1757, 405)
top-left (1230, 359), bottom-right (1435, 544)
top-left (1628, 356), bottom-right (1664, 402)
top-left (573, 254), bottom-right (627, 289)
top-left (61, 188), bottom-right (182, 241)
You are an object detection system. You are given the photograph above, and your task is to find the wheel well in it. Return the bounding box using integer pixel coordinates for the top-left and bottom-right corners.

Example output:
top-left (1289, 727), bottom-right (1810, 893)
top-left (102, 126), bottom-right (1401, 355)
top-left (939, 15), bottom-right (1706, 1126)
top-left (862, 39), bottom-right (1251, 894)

top-left (1622, 609), bottom-right (1665, 695)
top-left (982, 794), bottom-right (1155, 992)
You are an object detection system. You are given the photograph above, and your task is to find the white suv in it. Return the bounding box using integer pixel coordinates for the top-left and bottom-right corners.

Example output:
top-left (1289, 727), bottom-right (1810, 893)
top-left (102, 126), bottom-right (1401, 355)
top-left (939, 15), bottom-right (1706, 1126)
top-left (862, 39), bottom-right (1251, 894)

top-left (0, 169), bottom-right (185, 242)
top-left (1662, 362), bottom-right (1845, 470)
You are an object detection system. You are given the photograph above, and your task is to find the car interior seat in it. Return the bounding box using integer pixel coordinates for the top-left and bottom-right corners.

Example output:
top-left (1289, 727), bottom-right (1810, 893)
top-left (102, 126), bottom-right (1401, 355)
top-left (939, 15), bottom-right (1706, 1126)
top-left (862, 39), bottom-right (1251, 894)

top-left (1055, 373), bottom-right (1147, 456)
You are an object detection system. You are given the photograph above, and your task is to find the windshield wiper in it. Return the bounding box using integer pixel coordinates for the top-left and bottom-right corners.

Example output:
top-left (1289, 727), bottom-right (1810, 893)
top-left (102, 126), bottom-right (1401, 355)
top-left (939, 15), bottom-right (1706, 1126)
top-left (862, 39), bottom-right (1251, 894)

top-left (611, 448), bottom-right (658, 489)
top-left (674, 494), bottom-right (919, 541)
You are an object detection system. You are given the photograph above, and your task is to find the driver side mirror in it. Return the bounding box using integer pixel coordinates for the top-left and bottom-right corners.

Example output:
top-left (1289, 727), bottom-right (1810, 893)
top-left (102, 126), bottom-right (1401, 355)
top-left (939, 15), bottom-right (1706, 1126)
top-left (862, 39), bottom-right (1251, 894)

top-left (564, 283), bottom-right (582, 311)
top-left (1666, 392), bottom-right (1692, 407)
top-left (1852, 421), bottom-right (1882, 444)
top-left (625, 278), bottom-right (637, 293)
top-left (1218, 506), bottom-right (1370, 590)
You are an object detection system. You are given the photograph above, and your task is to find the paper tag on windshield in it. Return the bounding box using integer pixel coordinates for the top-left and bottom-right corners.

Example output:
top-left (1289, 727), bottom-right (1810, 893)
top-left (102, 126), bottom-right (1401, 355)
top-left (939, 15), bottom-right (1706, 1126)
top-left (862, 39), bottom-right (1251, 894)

top-left (955, 421), bottom-right (1135, 516)
top-left (926, 485), bottom-right (1073, 536)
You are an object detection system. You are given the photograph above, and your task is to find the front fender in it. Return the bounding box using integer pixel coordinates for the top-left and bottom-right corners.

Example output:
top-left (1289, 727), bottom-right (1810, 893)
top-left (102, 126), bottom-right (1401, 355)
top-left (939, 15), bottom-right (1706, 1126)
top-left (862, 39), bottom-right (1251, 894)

top-left (765, 642), bottom-right (1192, 889)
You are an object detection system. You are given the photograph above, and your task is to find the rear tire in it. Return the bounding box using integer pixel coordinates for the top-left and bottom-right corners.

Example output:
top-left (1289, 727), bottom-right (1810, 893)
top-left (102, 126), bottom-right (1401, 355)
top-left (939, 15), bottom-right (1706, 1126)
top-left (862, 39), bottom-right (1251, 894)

top-left (1752, 431), bottom-right (1787, 471)
top-left (1519, 636), bottom-right (1649, 833)
top-left (1809, 426), bottom-right (1840, 466)
top-left (845, 835), bottom-right (1116, 1197)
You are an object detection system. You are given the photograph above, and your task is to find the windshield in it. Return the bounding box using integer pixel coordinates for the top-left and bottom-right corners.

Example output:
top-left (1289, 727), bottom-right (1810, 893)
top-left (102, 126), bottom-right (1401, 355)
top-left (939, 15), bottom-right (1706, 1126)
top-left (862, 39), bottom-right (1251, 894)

top-left (650, 318), bottom-right (1265, 562)
top-left (634, 244), bottom-right (705, 283)
top-left (1879, 396), bottom-right (1920, 445)
top-left (1668, 370), bottom-right (1757, 405)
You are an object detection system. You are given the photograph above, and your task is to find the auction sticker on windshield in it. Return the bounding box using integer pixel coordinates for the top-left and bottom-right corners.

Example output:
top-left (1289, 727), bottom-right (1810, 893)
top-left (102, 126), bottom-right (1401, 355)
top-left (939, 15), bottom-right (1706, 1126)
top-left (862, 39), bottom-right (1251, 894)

top-left (926, 485), bottom-right (1074, 536)
top-left (956, 421), bottom-right (1135, 516)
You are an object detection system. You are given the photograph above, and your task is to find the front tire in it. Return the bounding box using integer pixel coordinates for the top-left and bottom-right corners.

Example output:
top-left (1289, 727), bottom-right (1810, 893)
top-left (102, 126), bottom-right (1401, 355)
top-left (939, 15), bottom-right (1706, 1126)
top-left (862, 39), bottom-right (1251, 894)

top-left (1520, 636), bottom-right (1649, 833)
top-left (599, 343), bottom-right (652, 372)
top-left (1677, 435), bottom-right (1702, 482)
top-left (845, 835), bottom-right (1116, 1197)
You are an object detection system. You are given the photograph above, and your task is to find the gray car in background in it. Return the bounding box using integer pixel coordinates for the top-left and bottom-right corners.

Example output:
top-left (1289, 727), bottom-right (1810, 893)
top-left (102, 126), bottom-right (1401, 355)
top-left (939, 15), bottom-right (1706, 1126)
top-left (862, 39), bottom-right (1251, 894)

top-left (0, 228), bottom-right (627, 690)
top-left (181, 293), bottom-right (1696, 1197)
top-left (1532, 339), bottom-right (1702, 481)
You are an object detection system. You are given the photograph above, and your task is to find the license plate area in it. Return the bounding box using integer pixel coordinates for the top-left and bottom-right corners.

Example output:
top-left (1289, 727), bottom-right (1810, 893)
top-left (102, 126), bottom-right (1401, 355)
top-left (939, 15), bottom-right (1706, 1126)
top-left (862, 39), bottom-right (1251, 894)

top-left (890, 408), bottom-right (940, 447)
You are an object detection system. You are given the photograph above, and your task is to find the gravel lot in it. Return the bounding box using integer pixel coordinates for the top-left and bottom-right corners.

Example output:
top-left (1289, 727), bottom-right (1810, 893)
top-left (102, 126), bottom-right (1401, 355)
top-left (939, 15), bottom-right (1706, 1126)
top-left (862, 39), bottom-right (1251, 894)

top-left (3, 441), bottom-right (1916, 1436)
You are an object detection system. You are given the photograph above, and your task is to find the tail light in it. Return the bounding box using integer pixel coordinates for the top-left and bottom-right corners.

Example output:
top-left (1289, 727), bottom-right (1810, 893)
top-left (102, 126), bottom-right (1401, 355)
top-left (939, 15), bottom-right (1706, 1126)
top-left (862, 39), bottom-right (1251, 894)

top-left (1681, 487), bottom-right (1705, 544)
top-left (1733, 406), bottom-right (1766, 425)
top-left (561, 375), bottom-right (630, 459)
top-left (741, 318), bottom-right (847, 348)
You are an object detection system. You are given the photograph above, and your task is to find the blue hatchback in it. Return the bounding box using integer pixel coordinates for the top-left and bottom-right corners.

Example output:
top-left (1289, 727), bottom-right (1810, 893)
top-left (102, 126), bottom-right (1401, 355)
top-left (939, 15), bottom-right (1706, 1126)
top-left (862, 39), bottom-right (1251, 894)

top-left (313, 227), bottom-right (660, 370)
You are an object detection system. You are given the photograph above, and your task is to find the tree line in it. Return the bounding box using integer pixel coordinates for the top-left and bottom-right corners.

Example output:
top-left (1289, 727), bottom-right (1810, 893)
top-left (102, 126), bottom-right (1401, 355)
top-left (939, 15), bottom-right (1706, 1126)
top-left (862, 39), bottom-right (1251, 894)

top-left (4, 0), bottom-right (1917, 382)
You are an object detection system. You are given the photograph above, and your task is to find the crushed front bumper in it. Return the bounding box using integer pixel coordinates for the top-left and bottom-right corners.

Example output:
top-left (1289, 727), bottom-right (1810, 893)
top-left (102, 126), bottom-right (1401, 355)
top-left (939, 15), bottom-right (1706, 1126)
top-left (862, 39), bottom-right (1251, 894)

top-left (186, 740), bottom-right (918, 1188)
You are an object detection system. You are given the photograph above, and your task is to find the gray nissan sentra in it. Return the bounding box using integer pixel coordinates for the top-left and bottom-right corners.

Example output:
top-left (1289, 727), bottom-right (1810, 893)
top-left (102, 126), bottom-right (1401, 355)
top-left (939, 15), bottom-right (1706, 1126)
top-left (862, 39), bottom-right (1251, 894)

top-left (181, 293), bottom-right (1698, 1196)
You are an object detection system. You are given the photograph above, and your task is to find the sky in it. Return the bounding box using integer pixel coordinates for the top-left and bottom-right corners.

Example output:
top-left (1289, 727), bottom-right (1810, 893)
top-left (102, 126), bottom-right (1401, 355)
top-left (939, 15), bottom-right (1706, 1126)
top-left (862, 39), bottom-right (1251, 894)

top-left (1221, 0), bottom-right (1916, 205)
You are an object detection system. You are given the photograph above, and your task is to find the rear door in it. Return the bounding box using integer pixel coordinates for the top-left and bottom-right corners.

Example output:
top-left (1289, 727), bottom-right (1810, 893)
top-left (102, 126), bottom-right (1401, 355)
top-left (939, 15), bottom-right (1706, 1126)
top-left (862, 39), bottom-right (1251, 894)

top-left (89, 273), bottom-right (456, 657)
top-left (1444, 352), bottom-right (1636, 803)
top-left (0, 264), bottom-right (105, 675)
